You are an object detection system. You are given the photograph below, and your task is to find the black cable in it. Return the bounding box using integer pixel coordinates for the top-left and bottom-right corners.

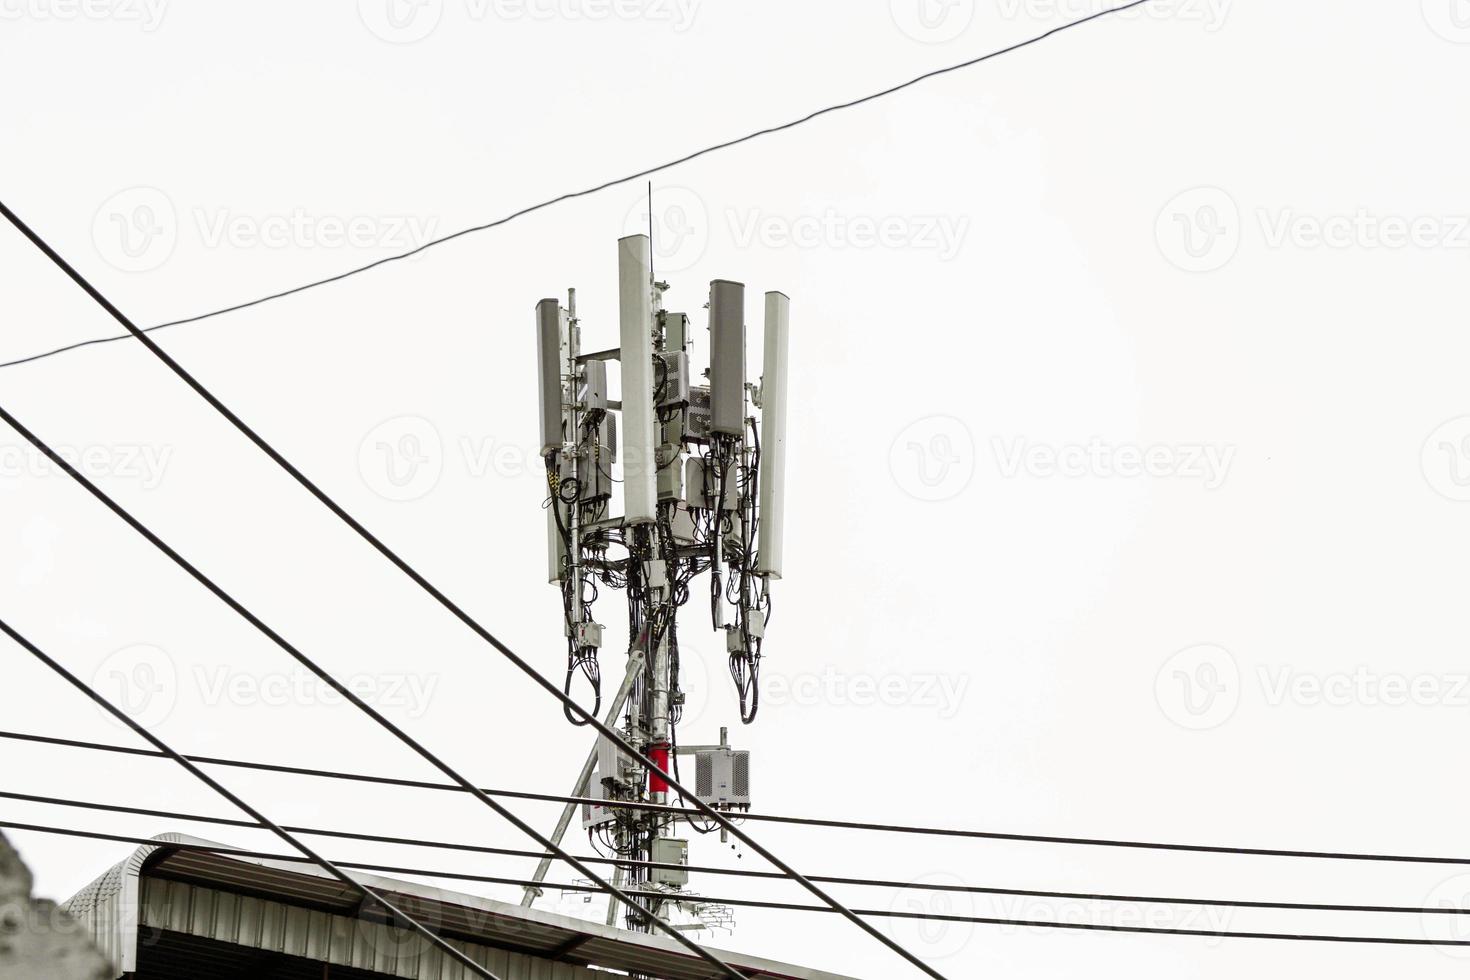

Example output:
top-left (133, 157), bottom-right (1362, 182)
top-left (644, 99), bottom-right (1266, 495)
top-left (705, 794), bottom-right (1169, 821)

top-left (0, 622), bottom-right (504, 980)
top-left (0, 406), bottom-right (746, 980)
top-left (11, 727), bottom-right (1470, 871)
top-left (0, 201), bottom-right (940, 978)
top-left (0, 0), bottom-right (1152, 373)
top-left (6, 820), bottom-right (1470, 949)
top-left (7, 788), bottom-right (1470, 919)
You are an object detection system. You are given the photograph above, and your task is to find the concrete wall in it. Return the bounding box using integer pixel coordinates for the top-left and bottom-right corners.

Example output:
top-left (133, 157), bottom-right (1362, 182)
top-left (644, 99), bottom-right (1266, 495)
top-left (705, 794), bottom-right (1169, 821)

top-left (0, 832), bottom-right (112, 980)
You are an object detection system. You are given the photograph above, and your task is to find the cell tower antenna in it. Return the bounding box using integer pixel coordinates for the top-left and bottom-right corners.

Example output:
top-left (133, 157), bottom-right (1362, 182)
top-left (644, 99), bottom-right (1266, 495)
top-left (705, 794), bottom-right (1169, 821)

top-left (526, 237), bottom-right (789, 935)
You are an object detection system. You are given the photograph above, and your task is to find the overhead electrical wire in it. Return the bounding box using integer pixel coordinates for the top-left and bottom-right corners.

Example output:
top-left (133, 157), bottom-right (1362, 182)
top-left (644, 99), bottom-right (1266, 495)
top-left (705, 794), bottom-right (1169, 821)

top-left (0, 0), bottom-right (1152, 372)
top-left (6, 820), bottom-right (1470, 949)
top-left (0, 200), bottom-right (943, 979)
top-left (5, 789), bottom-right (1470, 919)
top-left (8, 728), bottom-right (1470, 871)
top-left (0, 405), bottom-right (749, 980)
top-left (0, 620), bottom-right (504, 980)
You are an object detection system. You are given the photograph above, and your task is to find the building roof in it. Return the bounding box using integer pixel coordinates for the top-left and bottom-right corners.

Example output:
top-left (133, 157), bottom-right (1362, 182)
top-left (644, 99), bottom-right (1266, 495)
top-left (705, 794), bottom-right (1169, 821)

top-left (64, 833), bottom-right (863, 980)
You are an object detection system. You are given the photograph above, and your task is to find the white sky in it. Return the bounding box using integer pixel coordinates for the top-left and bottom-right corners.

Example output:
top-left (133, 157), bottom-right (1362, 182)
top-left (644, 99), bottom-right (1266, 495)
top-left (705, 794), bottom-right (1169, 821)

top-left (3, 1), bottom-right (1470, 977)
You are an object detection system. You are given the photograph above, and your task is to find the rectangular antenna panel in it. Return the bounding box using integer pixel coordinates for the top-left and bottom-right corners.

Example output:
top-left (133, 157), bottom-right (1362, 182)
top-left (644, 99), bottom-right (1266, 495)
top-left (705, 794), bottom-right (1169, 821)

top-left (708, 280), bottom-right (746, 436)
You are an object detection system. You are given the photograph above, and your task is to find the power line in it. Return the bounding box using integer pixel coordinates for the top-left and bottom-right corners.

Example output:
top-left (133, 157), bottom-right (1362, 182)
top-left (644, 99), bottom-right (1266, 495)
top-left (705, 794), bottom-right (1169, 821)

top-left (0, 405), bottom-right (748, 980)
top-left (7, 728), bottom-right (1469, 871)
top-left (0, 620), bottom-right (503, 980)
top-left (6, 819), bottom-right (1470, 949)
top-left (5, 788), bottom-right (1469, 919)
top-left (0, 0), bottom-right (1152, 372)
top-left (0, 201), bottom-right (941, 978)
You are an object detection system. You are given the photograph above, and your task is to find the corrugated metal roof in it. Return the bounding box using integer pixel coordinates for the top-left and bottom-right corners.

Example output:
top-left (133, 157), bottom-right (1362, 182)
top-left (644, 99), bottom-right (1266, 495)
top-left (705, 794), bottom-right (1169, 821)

top-left (65, 833), bottom-right (864, 980)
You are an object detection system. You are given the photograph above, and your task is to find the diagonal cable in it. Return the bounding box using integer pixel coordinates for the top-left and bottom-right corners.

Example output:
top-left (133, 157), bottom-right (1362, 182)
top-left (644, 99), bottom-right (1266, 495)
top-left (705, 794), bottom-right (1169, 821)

top-left (0, 619), bottom-right (504, 980)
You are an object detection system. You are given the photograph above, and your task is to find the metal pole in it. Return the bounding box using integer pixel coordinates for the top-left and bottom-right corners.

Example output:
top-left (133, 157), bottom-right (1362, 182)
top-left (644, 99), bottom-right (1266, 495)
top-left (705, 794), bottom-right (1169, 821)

top-left (521, 650), bottom-right (645, 906)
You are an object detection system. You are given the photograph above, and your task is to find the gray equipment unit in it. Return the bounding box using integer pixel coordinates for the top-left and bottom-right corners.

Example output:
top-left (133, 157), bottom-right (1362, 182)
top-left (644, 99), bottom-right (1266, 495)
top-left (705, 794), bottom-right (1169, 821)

top-left (581, 358), bottom-right (609, 420)
top-left (685, 386), bottom-right (713, 443)
top-left (693, 747), bottom-right (751, 809)
top-left (707, 280), bottom-right (746, 436)
top-left (536, 298), bottom-right (565, 457)
top-left (585, 413), bottom-right (617, 501)
top-left (580, 769), bottom-right (617, 830)
top-left (663, 311), bottom-right (690, 352)
top-left (657, 350), bottom-right (691, 410)
top-left (650, 839), bottom-right (690, 887)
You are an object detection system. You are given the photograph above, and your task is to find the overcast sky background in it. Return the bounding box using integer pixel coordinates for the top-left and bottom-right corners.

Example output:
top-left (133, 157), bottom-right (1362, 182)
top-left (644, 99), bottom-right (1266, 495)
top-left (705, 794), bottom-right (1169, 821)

top-left (3, 1), bottom-right (1470, 977)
